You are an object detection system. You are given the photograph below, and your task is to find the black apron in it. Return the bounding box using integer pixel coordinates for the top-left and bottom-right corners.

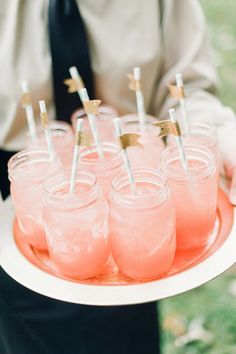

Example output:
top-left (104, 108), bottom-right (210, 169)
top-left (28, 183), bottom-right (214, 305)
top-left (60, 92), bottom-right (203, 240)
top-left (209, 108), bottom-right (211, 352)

top-left (0, 1), bottom-right (160, 352)
top-left (0, 267), bottom-right (159, 354)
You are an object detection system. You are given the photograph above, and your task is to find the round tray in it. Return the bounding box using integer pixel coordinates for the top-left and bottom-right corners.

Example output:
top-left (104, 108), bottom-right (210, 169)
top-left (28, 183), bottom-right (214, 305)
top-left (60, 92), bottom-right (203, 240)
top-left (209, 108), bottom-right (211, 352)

top-left (0, 189), bottom-right (235, 306)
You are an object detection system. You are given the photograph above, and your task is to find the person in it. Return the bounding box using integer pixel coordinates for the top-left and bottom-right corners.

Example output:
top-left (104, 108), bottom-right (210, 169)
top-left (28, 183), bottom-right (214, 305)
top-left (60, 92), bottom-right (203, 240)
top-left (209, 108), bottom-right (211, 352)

top-left (0, 1), bottom-right (236, 353)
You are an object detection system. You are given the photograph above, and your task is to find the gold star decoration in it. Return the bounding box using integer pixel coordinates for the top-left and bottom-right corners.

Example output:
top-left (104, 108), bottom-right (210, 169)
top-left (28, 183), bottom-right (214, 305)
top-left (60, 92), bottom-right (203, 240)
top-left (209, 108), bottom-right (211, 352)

top-left (63, 77), bottom-right (84, 93)
top-left (83, 100), bottom-right (102, 115)
top-left (126, 73), bottom-right (141, 91)
top-left (167, 83), bottom-right (185, 100)
top-left (154, 119), bottom-right (181, 137)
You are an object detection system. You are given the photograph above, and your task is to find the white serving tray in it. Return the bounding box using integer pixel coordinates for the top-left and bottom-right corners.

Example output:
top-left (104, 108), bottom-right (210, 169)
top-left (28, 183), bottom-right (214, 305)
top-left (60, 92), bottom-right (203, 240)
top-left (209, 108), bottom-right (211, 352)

top-left (0, 193), bottom-right (235, 306)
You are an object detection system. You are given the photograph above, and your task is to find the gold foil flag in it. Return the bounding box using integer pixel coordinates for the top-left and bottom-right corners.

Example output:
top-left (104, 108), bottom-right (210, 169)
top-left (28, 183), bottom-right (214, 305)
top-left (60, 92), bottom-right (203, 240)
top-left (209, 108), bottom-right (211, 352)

top-left (40, 112), bottom-right (49, 128)
top-left (21, 92), bottom-right (32, 107)
top-left (126, 73), bottom-right (141, 91)
top-left (83, 100), bottom-right (102, 115)
top-left (75, 131), bottom-right (92, 147)
top-left (167, 83), bottom-right (185, 100)
top-left (119, 133), bottom-right (143, 150)
top-left (64, 77), bottom-right (84, 93)
top-left (154, 119), bottom-right (181, 137)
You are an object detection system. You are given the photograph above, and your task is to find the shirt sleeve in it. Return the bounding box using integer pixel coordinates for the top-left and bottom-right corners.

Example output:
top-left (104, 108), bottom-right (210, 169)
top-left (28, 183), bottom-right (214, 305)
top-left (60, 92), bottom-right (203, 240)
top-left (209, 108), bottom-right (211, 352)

top-left (153, 0), bottom-right (236, 175)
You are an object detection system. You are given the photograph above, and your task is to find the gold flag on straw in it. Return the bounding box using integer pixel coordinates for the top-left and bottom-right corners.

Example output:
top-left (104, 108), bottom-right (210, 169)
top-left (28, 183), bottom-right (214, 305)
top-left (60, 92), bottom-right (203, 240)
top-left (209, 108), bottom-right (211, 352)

top-left (63, 77), bottom-right (85, 93)
top-left (167, 83), bottom-right (185, 100)
top-left (154, 119), bottom-right (181, 137)
top-left (126, 73), bottom-right (141, 91)
top-left (40, 112), bottom-right (49, 128)
top-left (119, 133), bottom-right (143, 150)
top-left (83, 100), bottom-right (102, 115)
top-left (75, 131), bottom-right (92, 147)
top-left (21, 92), bottom-right (32, 107)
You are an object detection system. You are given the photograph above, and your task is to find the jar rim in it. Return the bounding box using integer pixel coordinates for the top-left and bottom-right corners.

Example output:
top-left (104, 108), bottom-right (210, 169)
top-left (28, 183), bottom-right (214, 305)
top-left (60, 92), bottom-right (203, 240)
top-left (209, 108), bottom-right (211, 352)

top-left (160, 145), bottom-right (215, 181)
top-left (187, 120), bottom-right (217, 144)
top-left (25, 121), bottom-right (73, 147)
top-left (80, 141), bottom-right (122, 165)
top-left (188, 119), bottom-right (216, 133)
top-left (43, 170), bottom-right (100, 210)
top-left (110, 168), bottom-right (169, 208)
top-left (71, 105), bottom-right (118, 121)
top-left (8, 148), bottom-right (61, 182)
top-left (120, 113), bottom-right (157, 125)
top-left (27, 120), bottom-right (72, 134)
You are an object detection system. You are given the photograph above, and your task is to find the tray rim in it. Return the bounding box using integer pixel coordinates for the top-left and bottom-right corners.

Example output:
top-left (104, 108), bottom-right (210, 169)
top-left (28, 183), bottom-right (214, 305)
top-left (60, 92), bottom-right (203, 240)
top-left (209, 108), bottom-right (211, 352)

top-left (0, 192), bottom-right (235, 306)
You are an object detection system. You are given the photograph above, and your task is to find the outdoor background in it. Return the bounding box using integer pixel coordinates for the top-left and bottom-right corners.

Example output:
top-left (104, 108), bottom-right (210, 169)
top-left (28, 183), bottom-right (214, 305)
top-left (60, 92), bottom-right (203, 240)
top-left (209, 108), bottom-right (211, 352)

top-left (161, 1), bottom-right (236, 353)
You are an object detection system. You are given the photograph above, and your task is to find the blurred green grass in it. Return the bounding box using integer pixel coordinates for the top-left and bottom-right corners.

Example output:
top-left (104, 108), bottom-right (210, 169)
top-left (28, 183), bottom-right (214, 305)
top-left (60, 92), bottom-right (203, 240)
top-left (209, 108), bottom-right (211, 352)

top-left (161, 270), bottom-right (236, 354)
top-left (161, 1), bottom-right (236, 353)
top-left (201, 0), bottom-right (236, 111)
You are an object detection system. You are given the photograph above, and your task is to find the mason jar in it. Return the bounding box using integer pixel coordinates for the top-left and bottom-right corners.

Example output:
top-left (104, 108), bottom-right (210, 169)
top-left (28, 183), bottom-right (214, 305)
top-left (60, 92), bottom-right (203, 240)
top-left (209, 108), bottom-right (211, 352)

top-left (109, 168), bottom-right (176, 280)
top-left (43, 170), bottom-right (110, 279)
top-left (79, 141), bottom-right (123, 199)
top-left (26, 120), bottom-right (74, 168)
top-left (161, 145), bottom-right (218, 250)
top-left (119, 114), bottom-right (165, 169)
top-left (8, 149), bottom-right (62, 250)
top-left (167, 120), bottom-right (219, 167)
top-left (71, 104), bottom-right (118, 141)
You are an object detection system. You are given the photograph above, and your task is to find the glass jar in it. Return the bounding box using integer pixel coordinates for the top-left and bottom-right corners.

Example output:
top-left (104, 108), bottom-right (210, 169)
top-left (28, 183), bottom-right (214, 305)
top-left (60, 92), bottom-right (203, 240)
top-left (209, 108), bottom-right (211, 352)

top-left (167, 120), bottom-right (219, 163)
top-left (109, 168), bottom-right (176, 280)
top-left (43, 170), bottom-right (110, 279)
top-left (8, 149), bottom-right (62, 250)
top-left (79, 141), bottom-right (123, 199)
top-left (71, 104), bottom-right (118, 141)
top-left (120, 114), bottom-right (165, 169)
top-left (26, 120), bottom-right (74, 168)
top-left (160, 145), bottom-right (218, 250)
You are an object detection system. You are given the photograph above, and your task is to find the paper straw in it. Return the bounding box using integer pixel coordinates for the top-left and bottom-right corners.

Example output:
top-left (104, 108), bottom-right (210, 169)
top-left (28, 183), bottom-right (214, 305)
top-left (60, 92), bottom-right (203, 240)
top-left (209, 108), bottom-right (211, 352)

top-left (69, 66), bottom-right (84, 103)
top-left (39, 100), bottom-right (55, 161)
top-left (176, 73), bottom-right (189, 135)
top-left (21, 81), bottom-right (36, 140)
top-left (80, 88), bottom-right (104, 158)
top-left (229, 167), bottom-right (236, 205)
top-left (69, 67), bottom-right (102, 155)
top-left (169, 108), bottom-right (189, 171)
top-left (133, 67), bottom-right (146, 132)
top-left (113, 118), bottom-right (136, 193)
top-left (69, 119), bottom-right (84, 193)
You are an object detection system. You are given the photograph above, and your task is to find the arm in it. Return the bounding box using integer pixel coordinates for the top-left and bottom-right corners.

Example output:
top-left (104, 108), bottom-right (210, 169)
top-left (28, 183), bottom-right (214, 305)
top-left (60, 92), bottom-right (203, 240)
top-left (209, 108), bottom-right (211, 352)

top-left (153, 0), bottom-right (236, 175)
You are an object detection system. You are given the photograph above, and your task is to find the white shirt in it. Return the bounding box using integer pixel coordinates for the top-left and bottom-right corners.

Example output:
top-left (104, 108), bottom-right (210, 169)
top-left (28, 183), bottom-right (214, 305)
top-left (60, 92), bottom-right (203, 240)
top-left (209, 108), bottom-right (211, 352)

top-left (0, 0), bottom-right (235, 170)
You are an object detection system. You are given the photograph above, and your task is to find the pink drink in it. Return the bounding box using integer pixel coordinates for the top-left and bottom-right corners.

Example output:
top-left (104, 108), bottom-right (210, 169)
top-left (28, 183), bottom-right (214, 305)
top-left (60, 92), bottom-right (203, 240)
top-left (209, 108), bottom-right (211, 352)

top-left (71, 105), bottom-right (118, 141)
top-left (8, 150), bottom-right (62, 250)
top-left (109, 169), bottom-right (176, 280)
top-left (43, 170), bottom-right (110, 279)
top-left (79, 141), bottom-right (123, 199)
top-left (26, 121), bottom-right (74, 168)
top-left (120, 114), bottom-right (165, 169)
top-left (161, 146), bottom-right (218, 250)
